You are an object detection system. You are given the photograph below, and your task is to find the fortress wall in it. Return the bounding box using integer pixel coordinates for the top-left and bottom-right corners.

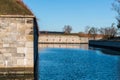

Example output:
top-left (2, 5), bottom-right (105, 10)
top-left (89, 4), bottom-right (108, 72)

top-left (39, 34), bottom-right (89, 44)
top-left (0, 16), bottom-right (34, 68)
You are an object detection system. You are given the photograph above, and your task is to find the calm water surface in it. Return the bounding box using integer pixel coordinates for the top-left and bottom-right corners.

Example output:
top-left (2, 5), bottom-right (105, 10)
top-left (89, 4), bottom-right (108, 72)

top-left (39, 44), bottom-right (120, 80)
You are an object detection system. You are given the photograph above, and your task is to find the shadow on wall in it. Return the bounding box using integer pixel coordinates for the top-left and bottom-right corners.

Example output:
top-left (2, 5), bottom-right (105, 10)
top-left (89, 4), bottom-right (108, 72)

top-left (34, 18), bottom-right (39, 80)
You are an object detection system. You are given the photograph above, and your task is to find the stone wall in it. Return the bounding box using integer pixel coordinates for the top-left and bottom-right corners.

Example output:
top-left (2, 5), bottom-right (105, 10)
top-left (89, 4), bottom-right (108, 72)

top-left (0, 16), bottom-right (34, 68)
top-left (39, 34), bottom-right (89, 44)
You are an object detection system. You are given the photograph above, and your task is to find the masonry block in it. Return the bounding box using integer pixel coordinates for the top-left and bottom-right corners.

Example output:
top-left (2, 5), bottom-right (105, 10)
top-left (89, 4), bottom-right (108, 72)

top-left (17, 58), bottom-right (25, 66)
top-left (0, 43), bottom-right (2, 48)
top-left (17, 42), bottom-right (25, 47)
top-left (17, 47), bottom-right (25, 53)
top-left (26, 59), bottom-right (33, 67)
top-left (25, 42), bottom-right (33, 48)
top-left (3, 44), bottom-right (9, 47)
top-left (26, 35), bottom-right (33, 41)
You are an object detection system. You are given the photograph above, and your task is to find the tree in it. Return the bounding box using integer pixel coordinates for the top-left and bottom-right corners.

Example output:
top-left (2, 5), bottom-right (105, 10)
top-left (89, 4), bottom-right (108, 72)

top-left (99, 23), bottom-right (118, 39)
top-left (112, 0), bottom-right (120, 28)
top-left (109, 23), bottom-right (118, 37)
top-left (63, 25), bottom-right (72, 33)
top-left (88, 27), bottom-right (98, 40)
top-left (84, 26), bottom-right (91, 34)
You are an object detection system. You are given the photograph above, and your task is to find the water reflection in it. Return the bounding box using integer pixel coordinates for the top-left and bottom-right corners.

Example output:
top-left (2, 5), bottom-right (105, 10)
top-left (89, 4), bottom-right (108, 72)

top-left (39, 43), bottom-right (88, 50)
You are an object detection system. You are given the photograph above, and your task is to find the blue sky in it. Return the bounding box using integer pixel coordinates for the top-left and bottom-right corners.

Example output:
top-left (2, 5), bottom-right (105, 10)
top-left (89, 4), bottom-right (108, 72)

top-left (23, 0), bottom-right (117, 32)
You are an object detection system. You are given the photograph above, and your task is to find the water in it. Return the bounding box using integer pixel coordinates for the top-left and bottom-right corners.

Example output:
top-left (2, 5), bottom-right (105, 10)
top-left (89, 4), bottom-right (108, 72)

top-left (39, 45), bottom-right (120, 80)
top-left (39, 43), bottom-right (88, 49)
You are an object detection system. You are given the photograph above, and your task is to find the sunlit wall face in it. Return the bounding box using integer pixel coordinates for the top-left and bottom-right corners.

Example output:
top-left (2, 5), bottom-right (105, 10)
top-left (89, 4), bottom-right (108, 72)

top-left (0, 16), bottom-right (34, 68)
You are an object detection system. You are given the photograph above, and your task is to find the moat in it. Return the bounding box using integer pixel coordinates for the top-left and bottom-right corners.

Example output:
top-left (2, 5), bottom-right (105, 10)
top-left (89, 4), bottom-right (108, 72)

top-left (2, 44), bottom-right (120, 80)
top-left (39, 44), bottom-right (120, 80)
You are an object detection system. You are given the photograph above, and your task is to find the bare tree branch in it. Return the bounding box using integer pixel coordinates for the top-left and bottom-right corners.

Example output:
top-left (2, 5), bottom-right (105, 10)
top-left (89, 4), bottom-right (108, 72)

top-left (63, 25), bottom-right (72, 34)
top-left (113, 0), bottom-right (120, 28)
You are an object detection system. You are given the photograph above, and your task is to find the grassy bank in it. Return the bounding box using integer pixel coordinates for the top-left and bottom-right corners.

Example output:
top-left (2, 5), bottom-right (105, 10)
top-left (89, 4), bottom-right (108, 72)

top-left (0, 0), bottom-right (32, 15)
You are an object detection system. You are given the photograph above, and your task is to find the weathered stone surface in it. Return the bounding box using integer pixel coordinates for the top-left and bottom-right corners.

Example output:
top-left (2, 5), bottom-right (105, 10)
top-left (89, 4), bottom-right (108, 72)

top-left (0, 17), bottom-right (34, 68)
top-left (25, 29), bottom-right (32, 35)
top-left (39, 34), bottom-right (89, 44)
top-left (26, 48), bottom-right (33, 54)
top-left (26, 35), bottom-right (33, 41)
top-left (0, 54), bottom-right (3, 58)
top-left (0, 43), bottom-right (2, 48)
top-left (26, 18), bottom-right (33, 23)
top-left (7, 61), bottom-right (13, 67)
top-left (3, 44), bottom-right (9, 47)
top-left (17, 36), bottom-right (26, 41)
top-left (9, 23), bottom-right (17, 32)
top-left (13, 53), bottom-right (25, 57)
top-left (26, 52), bottom-right (33, 59)
top-left (0, 48), bottom-right (8, 53)
top-left (0, 64), bottom-right (4, 67)
top-left (25, 42), bottom-right (33, 48)
top-left (26, 59), bottom-right (33, 67)
top-left (17, 24), bottom-right (26, 34)
top-left (3, 53), bottom-right (12, 57)
top-left (4, 56), bottom-right (12, 60)
top-left (12, 59), bottom-right (17, 65)
top-left (17, 59), bottom-right (25, 65)
top-left (0, 61), bottom-right (4, 65)
top-left (10, 48), bottom-right (17, 53)
top-left (17, 42), bottom-right (25, 47)
top-left (9, 43), bottom-right (16, 47)
top-left (25, 48), bottom-right (33, 59)
top-left (17, 47), bottom-right (25, 53)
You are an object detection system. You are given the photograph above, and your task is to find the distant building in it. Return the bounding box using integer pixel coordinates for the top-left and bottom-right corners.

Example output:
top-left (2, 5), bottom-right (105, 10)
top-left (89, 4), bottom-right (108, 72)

top-left (0, 0), bottom-right (38, 72)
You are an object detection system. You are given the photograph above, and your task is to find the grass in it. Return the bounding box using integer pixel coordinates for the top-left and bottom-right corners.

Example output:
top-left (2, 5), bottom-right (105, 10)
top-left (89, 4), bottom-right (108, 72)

top-left (0, 0), bottom-right (33, 15)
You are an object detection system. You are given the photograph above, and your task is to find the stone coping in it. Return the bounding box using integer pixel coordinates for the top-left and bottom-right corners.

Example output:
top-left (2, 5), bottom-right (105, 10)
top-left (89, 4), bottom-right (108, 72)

top-left (0, 15), bottom-right (35, 18)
